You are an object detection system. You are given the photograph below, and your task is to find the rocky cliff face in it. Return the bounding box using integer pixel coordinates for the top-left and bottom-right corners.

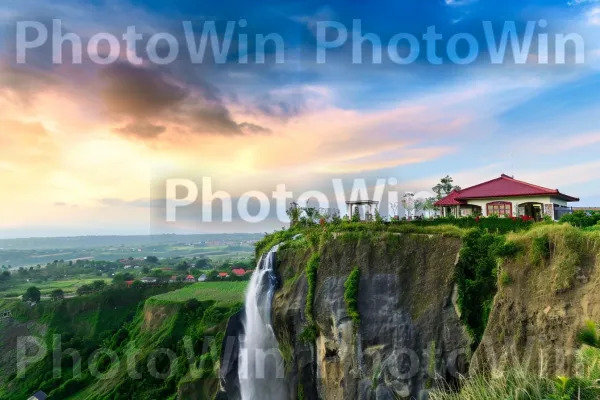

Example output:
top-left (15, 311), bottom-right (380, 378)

top-left (271, 232), bottom-right (471, 400)
top-left (473, 229), bottom-right (600, 377)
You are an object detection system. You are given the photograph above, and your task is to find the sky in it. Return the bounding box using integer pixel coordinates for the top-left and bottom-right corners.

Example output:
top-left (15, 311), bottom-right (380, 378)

top-left (1, 0), bottom-right (600, 238)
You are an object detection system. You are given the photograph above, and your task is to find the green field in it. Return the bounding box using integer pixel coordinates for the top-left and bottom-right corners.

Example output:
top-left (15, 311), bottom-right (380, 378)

top-left (0, 277), bottom-right (112, 298)
top-left (148, 281), bottom-right (248, 306)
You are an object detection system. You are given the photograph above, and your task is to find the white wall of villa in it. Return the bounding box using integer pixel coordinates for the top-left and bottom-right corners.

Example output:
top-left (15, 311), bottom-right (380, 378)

top-left (443, 196), bottom-right (569, 219)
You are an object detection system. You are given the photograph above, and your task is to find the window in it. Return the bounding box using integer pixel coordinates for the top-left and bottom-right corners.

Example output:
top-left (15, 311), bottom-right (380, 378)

top-left (486, 201), bottom-right (512, 217)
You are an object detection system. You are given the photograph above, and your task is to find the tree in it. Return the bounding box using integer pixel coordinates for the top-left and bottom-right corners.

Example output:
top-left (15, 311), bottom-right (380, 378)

top-left (194, 259), bottom-right (210, 269)
top-left (176, 261), bottom-right (190, 271)
top-left (76, 285), bottom-right (93, 296)
top-left (286, 202), bottom-right (301, 226)
top-left (402, 192), bottom-right (416, 219)
top-left (351, 206), bottom-right (361, 222)
top-left (0, 270), bottom-right (10, 281)
top-left (149, 269), bottom-right (165, 278)
top-left (142, 266), bottom-right (150, 274)
top-left (207, 270), bottom-right (219, 281)
top-left (91, 280), bottom-right (106, 292)
top-left (23, 286), bottom-right (41, 303)
top-left (50, 289), bottom-right (65, 302)
top-left (146, 256), bottom-right (159, 263)
top-left (113, 272), bottom-right (134, 283)
top-left (432, 175), bottom-right (461, 200)
top-left (422, 197), bottom-right (437, 218)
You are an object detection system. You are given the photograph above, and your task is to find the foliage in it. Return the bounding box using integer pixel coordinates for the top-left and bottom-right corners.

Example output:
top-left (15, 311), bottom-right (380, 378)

top-left (50, 288), bottom-right (65, 301)
top-left (352, 206), bottom-right (361, 222)
top-left (500, 270), bottom-right (511, 286)
top-left (304, 253), bottom-right (320, 325)
top-left (75, 282), bottom-right (105, 296)
top-left (0, 270), bottom-right (10, 281)
top-left (22, 286), bottom-right (41, 302)
top-left (343, 266), bottom-right (361, 326)
top-left (559, 211), bottom-right (600, 228)
top-left (509, 224), bottom-right (592, 292)
top-left (455, 230), bottom-right (505, 343)
top-left (255, 228), bottom-right (301, 260)
top-left (278, 326), bottom-right (294, 373)
top-left (429, 366), bottom-right (600, 400)
top-left (374, 208), bottom-right (384, 224)
top-left (531, 235), bottom-right (551, 265)
top-left (286, 203), bottom-right (302, 226)
top-left (432, 175), bottom-right (461, 200)
top-left (408, 215), bottom-right (534, 233)
top-left (577, 321), bottom-right (600, 348)
top-left (300, 324), bottom-right (318, 343)
top-left (3, 283), bottom-right (240, 400)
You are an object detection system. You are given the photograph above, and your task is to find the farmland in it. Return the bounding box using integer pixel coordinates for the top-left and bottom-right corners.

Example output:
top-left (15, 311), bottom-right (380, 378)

top-left (0, 277), bottom-right (112, 299)
top-left (147, 281), bottom-right (248, 306)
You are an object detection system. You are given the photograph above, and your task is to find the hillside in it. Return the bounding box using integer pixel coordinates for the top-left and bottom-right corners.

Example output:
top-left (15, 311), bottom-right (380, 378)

top-left (0, 282), bottom-right (246, 399)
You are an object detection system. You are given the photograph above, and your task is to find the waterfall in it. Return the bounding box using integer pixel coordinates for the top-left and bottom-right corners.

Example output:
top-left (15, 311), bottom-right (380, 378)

top-left (238, 244), bottom-right (287, 400)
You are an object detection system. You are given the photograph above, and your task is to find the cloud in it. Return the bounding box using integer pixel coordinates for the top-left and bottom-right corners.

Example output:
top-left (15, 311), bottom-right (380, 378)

top-left (569, 0), bottom-right (600, 5)
top-left (100, 63), bottom-right (271, 138)
top-left (444, 0), bottom-right (478, 7)
top-left (115, 121), bottom-right (167, 139)
top-left (0, 63), bottom-right (59, 104)
top-left (100, 63), bottom-right (188, 118)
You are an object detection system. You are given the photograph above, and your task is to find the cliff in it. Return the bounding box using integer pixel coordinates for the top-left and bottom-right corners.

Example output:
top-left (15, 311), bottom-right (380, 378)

top-left (271, 231), bottom-right (471, 400)
top-left (473, 224), bottom-right (600, 377)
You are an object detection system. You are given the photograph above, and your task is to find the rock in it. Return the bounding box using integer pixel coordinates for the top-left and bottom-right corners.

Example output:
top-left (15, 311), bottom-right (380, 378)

top-left (219, 309), bottom-right (245, 400)
top-left (375, 384), bottom-right (395, 400)
top-left (271, 233), bottom-right (470, 399)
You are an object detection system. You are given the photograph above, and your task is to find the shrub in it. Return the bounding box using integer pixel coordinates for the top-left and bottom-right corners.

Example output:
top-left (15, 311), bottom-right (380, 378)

top-left (344, 267), bottom-right (360, 326)
top-left (455, 230), bottom-right (500, 343)
top-left (300, 324), bottom-right (318, 343)
top-left (22, 286), bottom-right (41, 303)
top-left (500, 270), bottom-right (511, 286)
top-left (304, 253), bottom-right (320, 325)
top-left (560, 211), bottom-right (600, 228)
top-left (531, 235), bottom-right (551, 265)
top-left (577, 321), bottom-right (600, 348)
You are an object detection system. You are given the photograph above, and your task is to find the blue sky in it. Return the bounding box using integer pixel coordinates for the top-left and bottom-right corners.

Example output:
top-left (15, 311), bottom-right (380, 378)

top-left (1, 0), bottom-right (600, 237)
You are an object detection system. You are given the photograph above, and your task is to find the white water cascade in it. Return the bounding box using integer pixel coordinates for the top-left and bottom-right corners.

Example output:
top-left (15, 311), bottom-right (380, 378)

top-left (238, 244), bottom-right (287, 400)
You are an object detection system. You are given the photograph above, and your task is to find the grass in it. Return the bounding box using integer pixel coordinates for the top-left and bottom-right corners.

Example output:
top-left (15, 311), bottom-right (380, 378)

top-left (304, 253), bottom-right (319, 324)
top-left (278, 325), bottom-right (294, 373)
top-left (429, 366), bottom-right (600, 400)
top-left (508, 224), bottom-right (600, 292)
top-left (0, 277), bottom-right (112, 298)
top-left (147, 281), bottom-right (248, 306)
top-left (343, 266), bottom-right (360, 326)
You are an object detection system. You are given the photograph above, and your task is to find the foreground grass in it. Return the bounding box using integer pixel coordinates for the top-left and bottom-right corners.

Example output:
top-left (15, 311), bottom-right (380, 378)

top-left (147, 281), bottom-right (248, 306)
top-left (431, 345), bottom-right (600, 400)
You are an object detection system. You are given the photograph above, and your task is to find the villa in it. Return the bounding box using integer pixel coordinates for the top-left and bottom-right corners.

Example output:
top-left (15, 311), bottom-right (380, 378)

top-left (434, 174), bottom-right (579, 221)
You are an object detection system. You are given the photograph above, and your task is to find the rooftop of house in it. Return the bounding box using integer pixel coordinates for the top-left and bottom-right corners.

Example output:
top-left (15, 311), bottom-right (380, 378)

top-left (434, 174), bottom-right (579, 206)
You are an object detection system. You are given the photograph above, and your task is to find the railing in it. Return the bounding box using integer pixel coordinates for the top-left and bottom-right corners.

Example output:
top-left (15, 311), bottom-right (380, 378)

top-left (554, 206), bottom-right (572, 220)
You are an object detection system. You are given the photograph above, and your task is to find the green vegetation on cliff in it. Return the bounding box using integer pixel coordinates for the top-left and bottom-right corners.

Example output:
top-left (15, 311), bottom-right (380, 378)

top-left (0, 282), bottom-right (244, 400)
top-left (343, 266), bottom-right (360, 326)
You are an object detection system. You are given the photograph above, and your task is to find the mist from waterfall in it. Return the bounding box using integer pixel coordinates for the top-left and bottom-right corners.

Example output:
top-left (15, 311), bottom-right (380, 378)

top-left (238, 244), bottom-right (287, 400)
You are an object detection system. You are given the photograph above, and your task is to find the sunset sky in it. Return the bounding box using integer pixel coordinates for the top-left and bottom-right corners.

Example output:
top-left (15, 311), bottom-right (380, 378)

top-left (2, 0), bottom-right (600, 238)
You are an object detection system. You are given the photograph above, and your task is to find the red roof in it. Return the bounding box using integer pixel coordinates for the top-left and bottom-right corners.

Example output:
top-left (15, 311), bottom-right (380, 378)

top-left (218, 272), bottom-right (229, 277)
top-left (434, 190), bottom-right (466, 206)
top-left (185, 275), bottom-right (194, 279)
top-left (434, 174), bottom-right (579, 206)
top-left (232, 268), bottom-right (246, 276)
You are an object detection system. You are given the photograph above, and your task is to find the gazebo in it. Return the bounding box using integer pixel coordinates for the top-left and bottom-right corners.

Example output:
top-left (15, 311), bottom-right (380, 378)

top-left (346, 200), bottom-right (379, 221)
